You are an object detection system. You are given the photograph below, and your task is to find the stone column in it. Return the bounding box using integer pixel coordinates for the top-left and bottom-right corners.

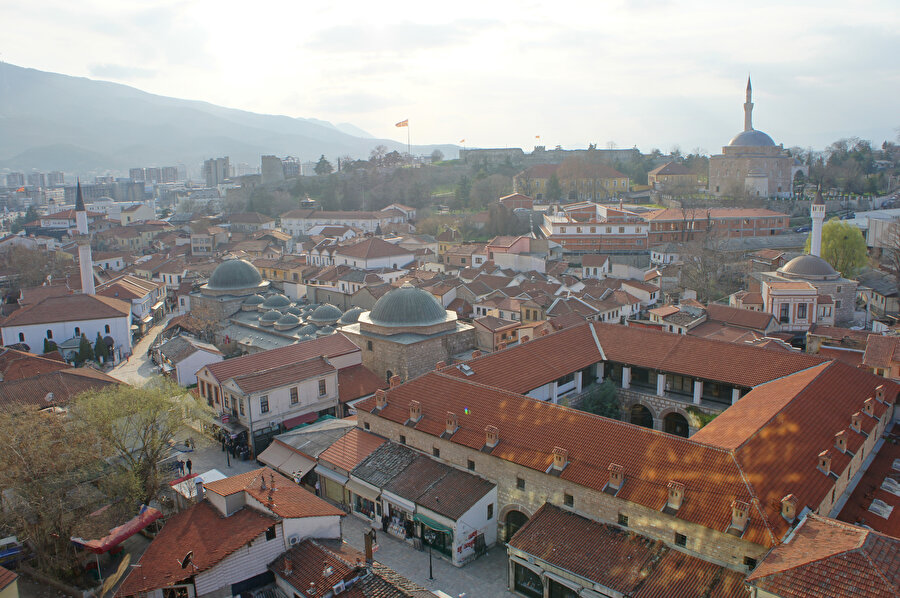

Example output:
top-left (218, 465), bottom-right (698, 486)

top-left (551, 382), bottom-right (558, 403)
top-left (732, 388), bottom-right (741, 405)
top-left (596, 362), bottom-right (605, 381)
top-left (657, 373), bottom-right (666, 397)
top-left (575, 371), bottom-right (583, 394)
top-left (622, 366), bottom-right (631, 390)
top-left (693, 380), bottom-right (703, 405)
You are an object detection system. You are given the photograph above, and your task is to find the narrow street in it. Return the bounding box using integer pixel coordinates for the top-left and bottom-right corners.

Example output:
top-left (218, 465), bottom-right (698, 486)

top-left (109, 314), bottom-right (174, 385)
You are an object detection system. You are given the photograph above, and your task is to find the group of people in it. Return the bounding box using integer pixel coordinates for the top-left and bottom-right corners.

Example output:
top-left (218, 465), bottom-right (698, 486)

top-left (176, 458), bottom-right (193, 476)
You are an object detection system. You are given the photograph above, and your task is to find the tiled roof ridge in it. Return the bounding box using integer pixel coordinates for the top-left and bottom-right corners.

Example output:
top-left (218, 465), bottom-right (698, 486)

top-left (730, 362), bottom-right (833, 452)
top-left (427, 369), bottom-right (735, 455)
top-left (729, 452), bottom-right (777, 546)
top-left (229, 354), bottom-right (328, 381)
top-left (307, 539), bottom-right (359, 569)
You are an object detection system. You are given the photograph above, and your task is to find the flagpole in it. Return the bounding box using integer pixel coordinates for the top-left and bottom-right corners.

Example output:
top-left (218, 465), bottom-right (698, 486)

top-left (407, 125), bottom-right (410, 158)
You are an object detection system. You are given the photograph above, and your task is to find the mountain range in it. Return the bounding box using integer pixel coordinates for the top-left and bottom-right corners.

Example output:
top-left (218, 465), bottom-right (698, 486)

top-left (0, 62), bottom-right (456, 175)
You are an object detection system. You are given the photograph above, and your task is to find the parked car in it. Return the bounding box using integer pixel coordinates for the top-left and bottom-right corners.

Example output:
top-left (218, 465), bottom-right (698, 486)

top-left (795, 226), bottom-right (811, 233)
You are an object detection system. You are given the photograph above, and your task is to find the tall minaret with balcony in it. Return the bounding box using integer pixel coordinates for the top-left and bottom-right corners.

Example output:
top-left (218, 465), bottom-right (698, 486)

top-left (75, 181), bottom-right (96, 295)
top-left (743, 76), bottom-right (754, 132)
top-left (810, 187), bottom-right (826, 258)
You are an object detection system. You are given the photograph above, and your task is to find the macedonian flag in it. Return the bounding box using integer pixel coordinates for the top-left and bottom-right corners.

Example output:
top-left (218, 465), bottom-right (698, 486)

top-left (395, 119), bottom-right (409, 128)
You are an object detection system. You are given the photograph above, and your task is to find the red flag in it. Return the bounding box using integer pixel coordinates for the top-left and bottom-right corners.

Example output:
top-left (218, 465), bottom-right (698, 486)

top-left (395, 119), bottom-right (409, 128)
top-left (16, 187), bottom-right (25, 192)
top-left (459, 139), bottom-right (465, 143)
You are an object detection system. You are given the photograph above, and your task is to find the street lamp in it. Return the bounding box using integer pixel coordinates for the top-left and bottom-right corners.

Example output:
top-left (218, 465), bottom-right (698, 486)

top-left (424, 529), bottom-right (436, 581)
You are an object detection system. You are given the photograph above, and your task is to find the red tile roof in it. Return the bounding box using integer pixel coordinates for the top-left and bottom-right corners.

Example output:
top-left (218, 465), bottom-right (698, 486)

top-left (838, 431), bottom-right (900, 536)
top-left (0, 347), bottom-right (72, 380)
top-left (202, 334), bottom-right (359, 383)
top-left (203, 467), bottom-right (345, 519)
top-left (318, 428), bottom-right (386, 472)
top-left (335, 238), bottom-right (412, 260)
top-left (648, 161), bottom-right (692, 176)
top-left (228, 356), bottom-right (335, 394)
top-left (863, 334), bottom-right (900, 369)
top-left (0, 367), bottom-right (121, 411)
top-left (338, 364), bottom-right (385, 404)
top-left (817, 346), bottom-right (865, 368)
top-left (117, 501), bottom-right (277, 595)
top-left (706, 303), bottom-right (775, 330)
top-left (644, 207), bottom-right (787, 221)
top-left (0, 565), bottom-right (16, 590)
top-left (509, 503), bottom-right (748, 598)
top-left (1, 294), bottom-right (131, 326)
top-left (746, 514), bottom-right (900, 598)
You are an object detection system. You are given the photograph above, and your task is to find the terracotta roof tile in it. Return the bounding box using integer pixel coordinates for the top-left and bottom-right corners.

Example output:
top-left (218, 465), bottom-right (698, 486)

top-left (0, 367), bottom-right (121, 411)
top-left (203, 467), bottom-right (344, 519)
top-left (338, 364), bottom-right (385, 404)
top-left (1, 294), bottom-right (131, 326)
top-left (0, 565), bottom-right (16, 591)
top-left (838, 432), bottom-right (900, 536)
top-left (706, 303), bottom-right (776, 330)
top-left (863, 334), bottom-right (900, 369)
top-left (319, 428), bottom-right (386, 473)
top-left (228, 356), bottom-right (335, 394)
top-left (335, 238), bottom-right (412, 260)
top-left (0, 347), bottom-right (72, 380)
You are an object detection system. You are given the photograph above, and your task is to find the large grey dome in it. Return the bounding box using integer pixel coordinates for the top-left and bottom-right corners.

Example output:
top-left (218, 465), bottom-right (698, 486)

top-left (308, 303), bottom-right (342, 324)
top-left (261, 293), bottom-right (291, 310)
top-left (206, 259), bottom-right (263, 291)
top-left (368, 282), bottom-right (447, 327)
top-left (778, 254), bottom-right (839, 279)
top-left (728, 130), bottom-right (776, 147)
top-left (339, 307), bottom-right (365, 324)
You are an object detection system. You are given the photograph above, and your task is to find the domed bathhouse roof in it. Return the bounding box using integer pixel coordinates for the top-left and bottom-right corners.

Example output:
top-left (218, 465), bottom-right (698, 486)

top-left (307, 303), bottom-right (343, 324)
top-left (274, 313), bottom-right (301, 331)
top-left (286, 306), bottom-right (302, 316)
top-left (203, 259), bottom-right (268, 296)
top-left (728, 129), bottom-right (776, 147)
top-left (241, 294), bottom-right (265, 311)
top-left (339, 307), bottom-right (365, 325)
top-left (299, 324), bottom-right (318, 336)
top-left (367, 282), bottom-right (449, 328)
top-left (317, 325), bottom-right (335, 336)
top-left (778, 254), bottom-right (839, 280)
top-left (261, 293), bottom-right (292, 311)
top-left (259, 310), bottom-right (281, 326)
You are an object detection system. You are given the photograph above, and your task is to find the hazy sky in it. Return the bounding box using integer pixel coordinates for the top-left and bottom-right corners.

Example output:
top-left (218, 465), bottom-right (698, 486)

top-left (5, 0), bottom-right (899, 155)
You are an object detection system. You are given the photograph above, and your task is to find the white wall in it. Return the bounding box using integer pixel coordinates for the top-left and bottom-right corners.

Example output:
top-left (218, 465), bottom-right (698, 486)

top-left (193, 523), bottom-right (283, 596)
top-left (281, 515), bottom-right (342, 550)
top-left (178, 350), bottom-right (223, 387)
top-left (2, 315), bottom-right (132, 359)
top-left (455, 485), bottom-right (498, 563)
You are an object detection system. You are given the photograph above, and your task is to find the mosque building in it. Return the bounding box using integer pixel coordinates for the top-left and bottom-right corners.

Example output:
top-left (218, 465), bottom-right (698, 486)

top-left (708, 78), bottom-right (808, 198)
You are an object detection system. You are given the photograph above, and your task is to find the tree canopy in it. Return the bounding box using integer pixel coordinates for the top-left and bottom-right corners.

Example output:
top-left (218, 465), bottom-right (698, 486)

top-left (803, 218), bottom-right (868, 277)
top-left (314, 154), bottom-right (334, 175)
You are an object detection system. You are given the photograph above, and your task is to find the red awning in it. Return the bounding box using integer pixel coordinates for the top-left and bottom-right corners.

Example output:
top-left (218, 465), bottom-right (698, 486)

top-left (72, 506), bottom-right (163, 554)
top-left (168, 473), bottom-right (199, 487)
top-left (283, 412), bottom-right (318, 429)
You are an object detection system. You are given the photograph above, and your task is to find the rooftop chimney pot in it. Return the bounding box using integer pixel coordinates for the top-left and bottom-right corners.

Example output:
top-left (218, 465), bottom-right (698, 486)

top-left (374, 389), bottom-right (387, 409)
top-left (552, 447), bottom-right (568, 471)
top-left (851, 412), bottom-right (862, 433)
top-left (666, 481), bottom-right (685, 511)
top-left (818, 449), bottom-right (832, 475)
top-left (485, 425), bottom-right (499, 449)
top-left (863, 397), bottom-right (875, 417)
top-left (875, 384), bottom-right (885, 402)
top-left (607, 463), bottom-right (624, 490)
top-left (781, 494), bottom-right (798, 522)
top-left (389, 375), bottom-right (401, 388)
top-left (445, 412), bottom-right (458, 436)
top-left (471, 350), bottom-right (482, 358)
top-left (435, 360), bottom-right (446, 370)
top-left (834, 430), bottom-right (847, 452)
top-left (408, 400), bottom-right (422, 423)
top-left (730, 500), bottom-right (750, 531)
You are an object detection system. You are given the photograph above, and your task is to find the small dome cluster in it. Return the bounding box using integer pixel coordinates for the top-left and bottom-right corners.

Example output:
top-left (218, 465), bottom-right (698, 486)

top-left (237, 290), bottom-right (359, 337)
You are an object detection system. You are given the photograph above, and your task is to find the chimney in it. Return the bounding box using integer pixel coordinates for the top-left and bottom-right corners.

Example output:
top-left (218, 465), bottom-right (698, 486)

top-left (408, 400), bottom-right (422, 423)
top-left (471, 350), bottom-right (482, 358)
top-left (607, 463), bottom-right (624, 491)
top-left (875, 384), bottom-right (885, 402)
top-left (551, 447), bottom-right (568, 474)
top-left (194, 479), bottom-right (204, 500)
top-left (389, 375), bottom-right (401, 388)
top-left (435, 360), bottom-right (446, 370)
top-left (818, 450), bottom-right (832, 475)
top-left (521, 335), bottom-right (530, 343)
top-left (834, 430), bottom-right (847, 452)
top-left (666, 481), bottom-right (685, 511)
top-left (851, 412), bottom-right (862, 433)
top-left (484, 425), bottom-right (499, 449)
top-left (781, 494), bottom-right (798, 522)
top-left (260, 474), bottom-right (267, 491)
top-left (497, 341), bottom-right (507, 350)
top-left (863, 397), bottom-right (875, 417)
top-left (730, 500), bottom-right (750, 531)
top-left (374, 389), bottom-right (387, 410)
top-left (445, 412), bottom-right (458, 436)
top-left (540, 328), bottom-right (549, 337)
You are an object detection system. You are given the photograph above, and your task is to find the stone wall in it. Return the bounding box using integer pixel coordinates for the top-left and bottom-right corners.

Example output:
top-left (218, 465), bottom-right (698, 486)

top-left (309, 287), bottom-right (353, 311)
top-left (616, 387), bottom-right (722, 436)
top-left (189, 293), bottom-right (244, 323)
top-left (349, 327), bottom-right (476, 383)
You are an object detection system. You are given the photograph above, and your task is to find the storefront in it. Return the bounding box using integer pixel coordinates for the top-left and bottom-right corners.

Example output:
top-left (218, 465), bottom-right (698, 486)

top-left (414, 513), bottom-right (454, 558)
top-left (346, 477), bottom-right (380, 522)
top-left (512, 561), bottom-right (543, 598)
top-left (314, 465), bottom-right (348, 505)
top-left (382, 491), bottom-right (415, 539)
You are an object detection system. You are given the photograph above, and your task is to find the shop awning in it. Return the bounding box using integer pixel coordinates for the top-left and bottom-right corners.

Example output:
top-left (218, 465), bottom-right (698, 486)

top-left (346, 478), bottom-right (380, 501)
top-left (282, 412), bottom-right (318, 430)
top-left (141, 315), bottom-right (153, 324)
top-left (72, 506), bottom-right (163, 554)
top-left (214, 414), bottom-right (248, 436)
top-left (258, 442), bottom-right (315, 479)
top-left (151, 301), bottom-right (165, 311)
top-left (414, 513), bottom-right (453, 534)
top-left (382, 491), bottom-right (416, 514)
top-left (315, 465), bottom-right (348, 485)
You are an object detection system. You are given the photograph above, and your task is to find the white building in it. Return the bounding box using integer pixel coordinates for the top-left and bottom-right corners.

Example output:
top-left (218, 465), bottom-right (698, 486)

top-left (332, 238), bottom-right (414, 270)
top-left (156, 335), bottom-right (223, 386)
top-left (280, 209), bottom-right (406, 237)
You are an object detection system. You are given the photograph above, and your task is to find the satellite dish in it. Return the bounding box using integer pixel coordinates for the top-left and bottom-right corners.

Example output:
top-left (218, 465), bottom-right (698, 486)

top-left (179, 551), bottom-right (193, 569)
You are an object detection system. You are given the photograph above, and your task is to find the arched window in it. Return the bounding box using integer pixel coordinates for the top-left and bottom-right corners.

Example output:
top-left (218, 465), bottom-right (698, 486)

top-left (18, 333), bottom-right (25, 342)
top-left (105, 324), bottom-right (111, 334)
top-left (46, 330), bottom-right (53, 340)
top-left (74, 327), bottom-right (80, 337)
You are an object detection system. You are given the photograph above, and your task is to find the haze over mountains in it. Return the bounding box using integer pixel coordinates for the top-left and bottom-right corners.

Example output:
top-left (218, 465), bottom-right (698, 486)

top-left (0, 62), bottom-right (455, 175)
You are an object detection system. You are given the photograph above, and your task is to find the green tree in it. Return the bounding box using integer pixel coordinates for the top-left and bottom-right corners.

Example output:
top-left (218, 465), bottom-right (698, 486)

top-left (9, 206), bottom-right (39, 233)
top-left (43, 338), bottom-right (58, 353)
top-left (314, 155), bottom-right (334, 176)
top-left (76, 334), bottom-right (94, 365)
top-left (546, 173), bottom-right (562, 202)
top-left (94, 332), bottom-right (110, 363)
top-left (72, 378), bottom-right (213, 506)
top-left (579, 379), bottom-right (621, 419)
top-left (803, 218), bottom-right (867, 277)
top-left (430, 149), bottom-right (444, 163)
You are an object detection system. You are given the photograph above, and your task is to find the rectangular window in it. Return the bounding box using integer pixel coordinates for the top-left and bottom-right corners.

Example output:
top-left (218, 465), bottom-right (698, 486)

top-left (260, 395), bottom-right (269, 414)
top-left (467, 459), bottom-right (475, 471)
top-left (432, 447), bottom-right (440, 458)
top-left (364, 422), bottom-right (370, 430)
top-left (798, 303), bottom-right (807, 319)
top-left (744, 557), bottom-right (757, 570)
top-left (399, 435), bottom-right (406, 445)
top-left (487, 503), bottom-right (494, 519)
top-left (239, 399), bottom-right (245, 416)
top-left (318, 379), bottom-right (327, 396)
top-left (265, 525), bottom-right (276, 541)
top-left (563, 493), bottom-right (574, 507)
top-left (516, 477), bottom-right (525, 490)
top-left (779, 303), bottom-right (790, 322)
top-left (618, 513), bottom-right (628, 527)
top-left (290, 387), bottom-right (299, 405)
top-left (367, 340), bottom-right (373, 351)
top-left (675, 533), bottom-right (687, 547)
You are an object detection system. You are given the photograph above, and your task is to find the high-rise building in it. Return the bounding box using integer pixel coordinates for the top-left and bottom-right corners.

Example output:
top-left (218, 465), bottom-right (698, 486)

top-left (129, 167), bottom-right (146, 181)
top-left (203, 157), bottom-right (231, 187)
top-left (282, 156), bottom-right (301, 178)
top-left (27, 172), bottom-right (46, 188)
top-left (161, 166), bottom-right (178, 183)
top-left (6, 172), bottom-right (25, 188)
top-left (47, 171), bottom-right (66, 186)
top-left (260, 155), bottom-right (285, 184)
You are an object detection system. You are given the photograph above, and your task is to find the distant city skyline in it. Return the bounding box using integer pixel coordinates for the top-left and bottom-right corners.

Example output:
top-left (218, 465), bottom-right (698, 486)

top-left (4, 0), bottom-right (899, 156)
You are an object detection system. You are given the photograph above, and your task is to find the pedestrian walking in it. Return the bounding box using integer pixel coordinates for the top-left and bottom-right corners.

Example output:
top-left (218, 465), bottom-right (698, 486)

top-left (186, 459), bottom-right (192, 474)
top-left (314, 480), bottom-right (321, 496)
top-left (177, 459), bottom-right (184, 475)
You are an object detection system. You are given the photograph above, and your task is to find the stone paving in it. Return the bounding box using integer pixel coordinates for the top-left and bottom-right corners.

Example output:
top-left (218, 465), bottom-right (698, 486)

top-left (342, 514), bottom-right (514, 597)
top-left (109, 314), bottom-right (174, 386)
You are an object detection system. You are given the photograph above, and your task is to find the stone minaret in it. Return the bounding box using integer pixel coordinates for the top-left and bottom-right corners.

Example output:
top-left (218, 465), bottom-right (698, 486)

top-left (810, 187), bottom-right (826, 257)
top-left (743, 76), bottom-right (754, 132)
top-left (75, 181), bottom-right (96, 295)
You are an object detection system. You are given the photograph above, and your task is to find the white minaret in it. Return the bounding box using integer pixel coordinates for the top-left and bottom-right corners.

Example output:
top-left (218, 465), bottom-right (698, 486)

top-left (743, 76), bottom-right (754, 132)
top-left (810, 187), bottom-right (826, 257)
top-left (75, 181), bottom-right (96, 295)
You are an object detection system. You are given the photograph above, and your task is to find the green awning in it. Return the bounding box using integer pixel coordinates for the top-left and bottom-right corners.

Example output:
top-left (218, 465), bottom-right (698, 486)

top-left (414, 513), bottom-right (453, 535)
